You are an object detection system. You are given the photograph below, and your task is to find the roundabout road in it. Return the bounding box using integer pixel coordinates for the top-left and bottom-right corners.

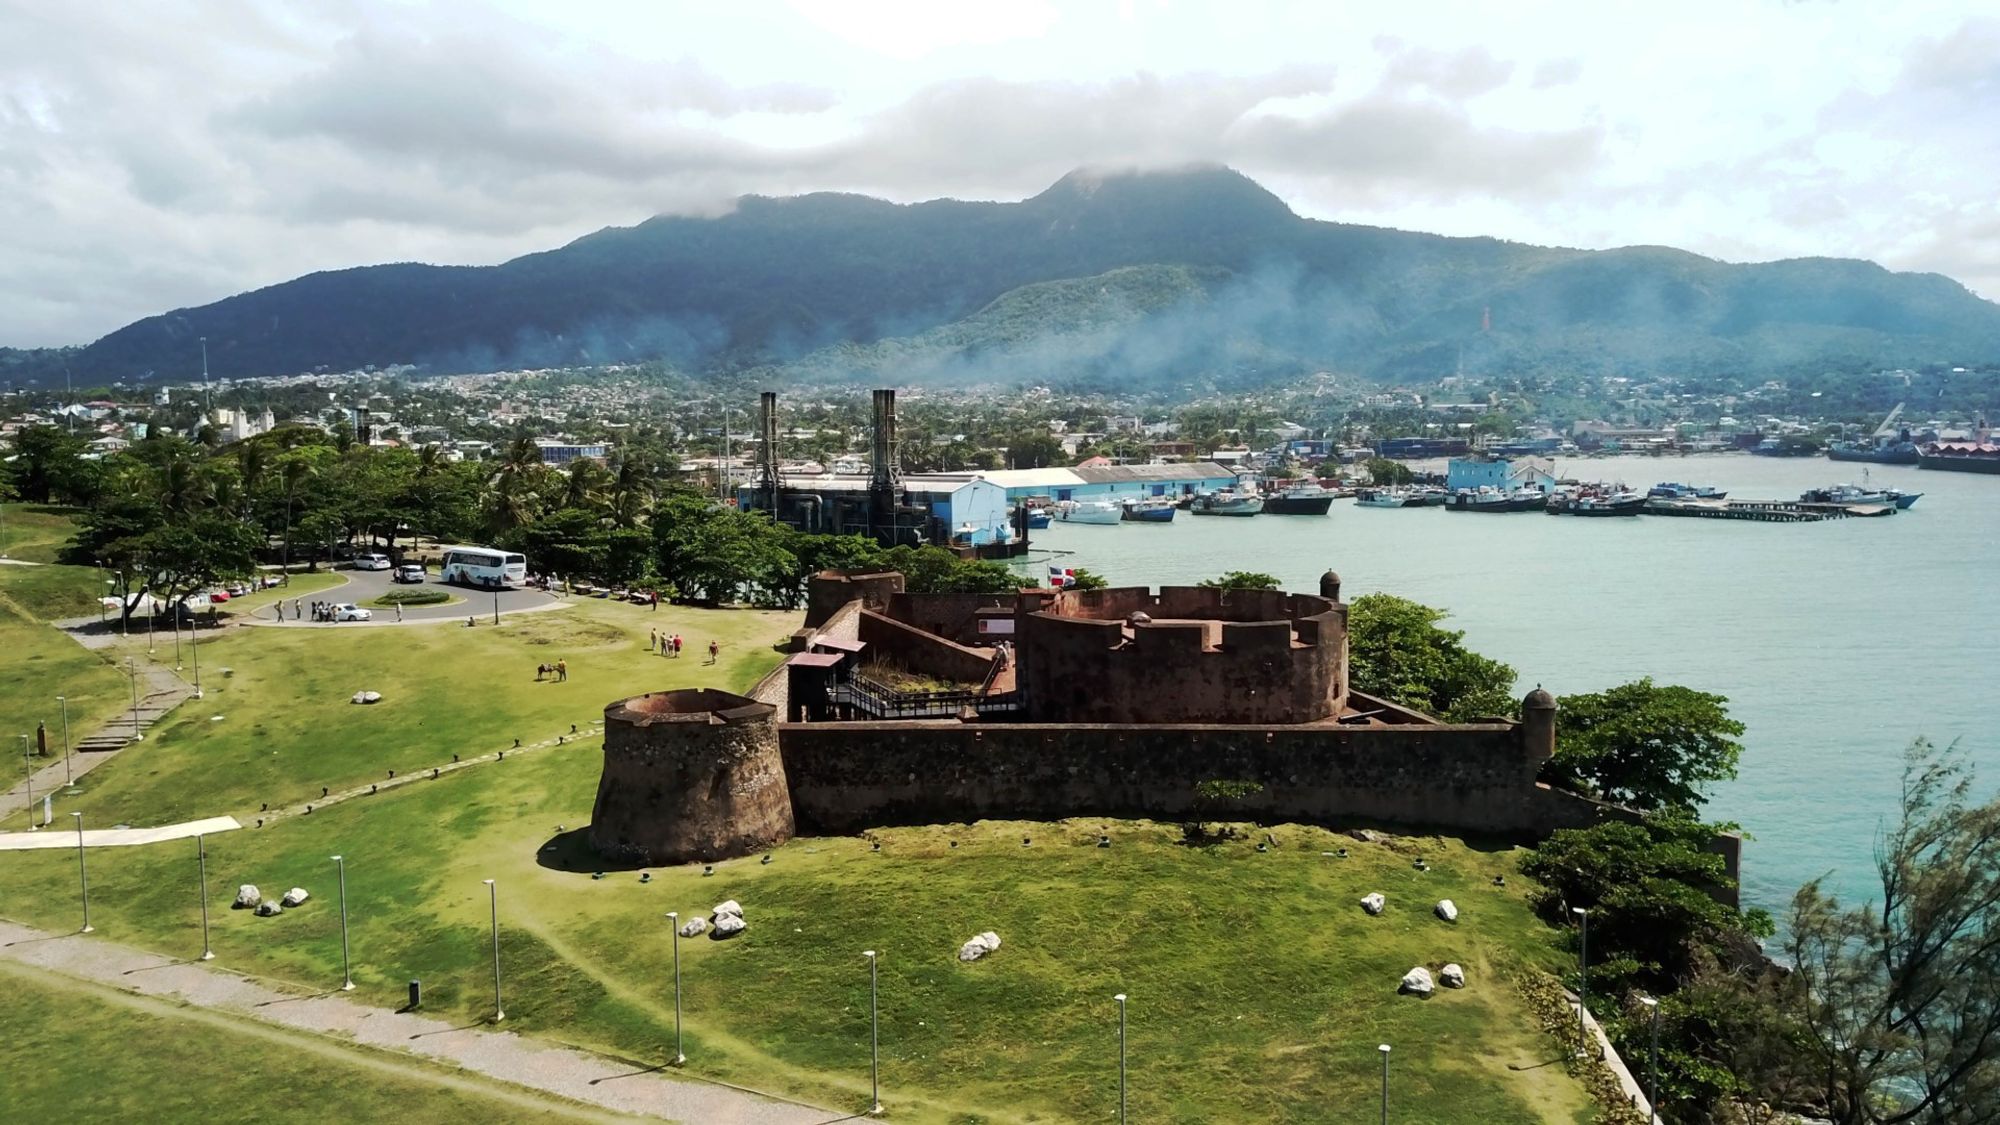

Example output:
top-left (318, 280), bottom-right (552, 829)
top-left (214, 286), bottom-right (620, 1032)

top-left (240, 568), bottom-right (566, 627)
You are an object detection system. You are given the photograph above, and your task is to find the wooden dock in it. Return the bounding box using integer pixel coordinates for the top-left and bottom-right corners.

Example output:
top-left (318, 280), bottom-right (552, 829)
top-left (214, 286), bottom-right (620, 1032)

top-left (1641, 499), bottom-right (1895, 522)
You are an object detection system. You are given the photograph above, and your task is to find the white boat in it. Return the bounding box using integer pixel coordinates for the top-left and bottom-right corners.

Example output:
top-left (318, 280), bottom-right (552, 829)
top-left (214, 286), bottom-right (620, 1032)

top-left (1054, 499), bottom-right (1122, 525)
top-left (1190, 490), bottom-right (1264, 516)
top-left (1354, 488), bottom-right (1408, 508)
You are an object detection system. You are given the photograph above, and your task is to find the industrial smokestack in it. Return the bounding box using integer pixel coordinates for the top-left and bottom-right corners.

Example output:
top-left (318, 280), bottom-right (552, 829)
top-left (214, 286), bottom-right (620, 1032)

top-left (758, 390), bottom-right (780, 500)
top-left (871, 388), bottom-right (900, 492)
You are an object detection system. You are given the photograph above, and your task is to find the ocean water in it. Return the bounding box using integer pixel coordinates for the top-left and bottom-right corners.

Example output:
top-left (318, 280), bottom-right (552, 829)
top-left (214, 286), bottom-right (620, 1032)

top-left (1020, 455), bottom-right (2000, 913)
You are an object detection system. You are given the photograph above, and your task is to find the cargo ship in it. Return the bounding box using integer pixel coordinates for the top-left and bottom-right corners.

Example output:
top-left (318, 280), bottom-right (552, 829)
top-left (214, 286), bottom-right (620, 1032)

top-left (1919, 441), bottom-right (2000, 475)
top-left (1828, 440), bottom-right (1921, 465)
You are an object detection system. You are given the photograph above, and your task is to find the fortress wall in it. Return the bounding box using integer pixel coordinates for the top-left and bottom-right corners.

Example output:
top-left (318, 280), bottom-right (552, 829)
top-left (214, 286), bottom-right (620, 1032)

top-left (1014, 610), bottom-right (1343, 725)
top-left (859, 610), bottom-right (997, 684)
top-left (778, 721), bottom-right (1552, 838)
top-left (805, 570), bottom-right (905, 629)
top-left (887, 592), bottom-right (1019, 644)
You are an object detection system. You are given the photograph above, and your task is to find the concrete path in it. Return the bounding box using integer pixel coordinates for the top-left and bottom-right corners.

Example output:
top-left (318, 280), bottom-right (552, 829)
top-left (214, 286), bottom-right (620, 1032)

top-left (0, 918), bottom-right (848, 1124)
top-left (1, 655), bottom-right (194, 820)
top-left (235, 568), bottom-right (570, 626)
top-left (0, 815), bottom-right (241, 850)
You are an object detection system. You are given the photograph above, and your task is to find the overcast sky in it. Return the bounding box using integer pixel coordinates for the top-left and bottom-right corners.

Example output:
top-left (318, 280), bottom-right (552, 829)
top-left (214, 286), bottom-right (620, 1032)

top-left (4, 0), bottom-right (1998, 347)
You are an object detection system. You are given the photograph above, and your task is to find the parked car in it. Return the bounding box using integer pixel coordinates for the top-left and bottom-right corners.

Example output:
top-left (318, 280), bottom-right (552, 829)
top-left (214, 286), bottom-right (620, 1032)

top-left (393, 564), bottom-right (425, 584)
top-left (355, 553), bottom-right (392, 571)
top-left (332, 603), bottom-right (372, 622)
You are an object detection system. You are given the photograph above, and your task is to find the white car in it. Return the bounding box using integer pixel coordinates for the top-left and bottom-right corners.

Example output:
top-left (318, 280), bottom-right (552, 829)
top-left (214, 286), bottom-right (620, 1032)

top-left (332, 603), bottom-right (373, 622)
top-left (355, 553), bottom-right (392, 571)
top-left (392, 564), bottom-right (426, 584)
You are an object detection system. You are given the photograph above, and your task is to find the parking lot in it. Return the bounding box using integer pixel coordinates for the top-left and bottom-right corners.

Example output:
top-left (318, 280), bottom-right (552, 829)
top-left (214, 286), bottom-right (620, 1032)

top-left (244, 564), bottom-right (564, 626)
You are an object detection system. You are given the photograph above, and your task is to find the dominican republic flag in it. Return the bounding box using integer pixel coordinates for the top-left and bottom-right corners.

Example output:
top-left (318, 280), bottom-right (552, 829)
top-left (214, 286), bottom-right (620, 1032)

top-left (1048, 565), bottom-right (1076, 588)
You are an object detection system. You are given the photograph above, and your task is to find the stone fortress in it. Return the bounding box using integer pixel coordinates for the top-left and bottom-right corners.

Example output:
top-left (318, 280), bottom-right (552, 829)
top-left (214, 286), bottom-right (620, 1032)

top-left (589, 568), bottom-right (1730, 888)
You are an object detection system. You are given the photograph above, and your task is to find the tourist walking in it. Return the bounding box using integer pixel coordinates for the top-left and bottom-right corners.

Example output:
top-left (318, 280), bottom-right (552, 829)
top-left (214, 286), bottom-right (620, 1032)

top-left (395, 604), bottom-right (403, 622)
top-left (556, 659), bottom-right (568, 682)
top-left (706, 640), bottom-right (719, 665)
top-left (649, 628), bottom-right (657, 652)
top-left (672, 634), bottom-right (682, 658)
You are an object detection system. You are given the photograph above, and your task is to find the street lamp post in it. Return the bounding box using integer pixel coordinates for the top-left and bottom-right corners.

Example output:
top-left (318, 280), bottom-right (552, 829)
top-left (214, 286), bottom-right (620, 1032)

top-left (332, 855), bottom-right (353, 990)
top-left (1114, 993), bottom-right (1129, 1125)
top-left (665, 912), bottom-right (685, 1064)
top-left (1640, 995), bottom-right (1661, 1123)
top-left (1572, 906), bottom-right (1590, 1058)
top-left (1379, 1043), bottom-right (1391, 1125)
top-left (19, 734), bottom-right (35, 829)
top-left (124, 657), bottom-right (143, 741)
top-left (172, 609), bottom-right (182, 667)
top-left (196, 834), bottom-right (213, 960)
top-left (73, 812), bottom-right (92, 932)
top-left (57, 695), bottom-right (74, 790)
top-left (863, 949), bottom-right (882, 1115)
top-left (483, 879), bottom-right (503, 1021)
top-left (492, 588), bottom-right (500, 626)
top-left (189, 619), bottom-right (202, 699)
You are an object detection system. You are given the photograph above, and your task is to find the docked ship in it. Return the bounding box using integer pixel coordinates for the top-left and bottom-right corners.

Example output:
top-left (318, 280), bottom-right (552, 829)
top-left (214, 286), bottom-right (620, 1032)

top-left (1261, 482), bottom-right (1336, 515)
top-left (1447, 487), bottom-right (1549, 513)
top-left (1828, 440), bottom-right (1921, 465)
top-left (1648, 482), bottom-right (1728, 500)
top-left (1120, 497), bottom-right (1177, 522)
top-left (1355, 487), bottom-right (1411, 508)
top-left (1190, 490), bottom-right (1265, 516)
top-left (1053, 499), bottom-right (1122, 525)
top-left (1919, 429), bottom-right (2000, 475)
top-left (1801, 484), bottom-right (1922, 509)
top-left (1548, 488), bottom-right (1646, 516)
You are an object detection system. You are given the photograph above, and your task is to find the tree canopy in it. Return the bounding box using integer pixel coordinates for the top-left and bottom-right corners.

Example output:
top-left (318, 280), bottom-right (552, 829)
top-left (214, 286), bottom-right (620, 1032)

top-left (1196, 570), bottom-right (1281, 591)
top-left (1345, 593), bottom-right (1516, 721)
top-left (1544, 678), bottom-right (1745, 813)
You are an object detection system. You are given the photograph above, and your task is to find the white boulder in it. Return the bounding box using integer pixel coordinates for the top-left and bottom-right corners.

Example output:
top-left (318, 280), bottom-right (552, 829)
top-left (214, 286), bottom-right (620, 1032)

top-left (1434, 899), bottom-right (1459, 922)
top-left (677, 917), bottom-right (709, 938)
top-left (1360, 892), bottom-right (1386, 916)
top-left (234, 884), bottom-right (261, 909)
top-left (280, 887), bottom-right (310, 908)
top-left (712, 900), bottom-right (743, 920)
top-left (957, 931), bottom-right (1003, 962)
top-left (1441, 963), bottom-right (1466, 988)
top-left (711, 913), bottom-right (746, 939)
top-left (350, 691), bottom-right (383, 705)
top-left (1399, 967), bottom-right (1434, 996)
top-left (254, 900), bottom-right (284, 917)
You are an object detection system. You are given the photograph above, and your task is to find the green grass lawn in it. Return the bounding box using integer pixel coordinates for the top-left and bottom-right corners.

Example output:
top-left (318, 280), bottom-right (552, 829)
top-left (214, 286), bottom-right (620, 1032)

top-left (0, 502), bottom-right (87, 562)
top-left (0, 730), bottom-right (1595, 1123)
top-left (1, 596), bottom-right (795, 828)
top-left (0, 963), bottom-right (630, 1122)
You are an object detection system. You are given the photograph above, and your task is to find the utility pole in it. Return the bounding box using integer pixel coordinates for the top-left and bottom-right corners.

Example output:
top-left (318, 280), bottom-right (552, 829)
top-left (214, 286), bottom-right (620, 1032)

top-left (200, 336), bottom-right (212, 422)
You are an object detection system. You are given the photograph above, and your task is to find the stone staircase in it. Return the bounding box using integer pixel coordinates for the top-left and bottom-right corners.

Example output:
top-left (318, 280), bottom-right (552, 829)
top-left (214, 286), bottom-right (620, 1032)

top-left (73, 678), bottom-right (193, 752)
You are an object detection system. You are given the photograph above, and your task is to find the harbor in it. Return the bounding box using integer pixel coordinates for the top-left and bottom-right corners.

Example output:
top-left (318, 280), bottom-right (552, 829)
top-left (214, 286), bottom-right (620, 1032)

top-left (1019, 451), bottom-right (1999, 916)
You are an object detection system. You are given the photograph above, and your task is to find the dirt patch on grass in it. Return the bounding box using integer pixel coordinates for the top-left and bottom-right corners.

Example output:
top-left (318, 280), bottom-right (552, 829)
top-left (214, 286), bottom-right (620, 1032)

top-left (505, 616), bottom-right (626, 648)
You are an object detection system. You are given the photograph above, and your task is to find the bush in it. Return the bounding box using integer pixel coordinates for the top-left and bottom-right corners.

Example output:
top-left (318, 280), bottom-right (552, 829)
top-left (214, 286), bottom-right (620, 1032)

top-left (372, 588), bottom-right (451, 606)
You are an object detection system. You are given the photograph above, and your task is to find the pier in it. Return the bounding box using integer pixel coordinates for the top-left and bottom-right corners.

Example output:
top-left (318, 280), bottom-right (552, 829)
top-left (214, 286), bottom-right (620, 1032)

top-left (1641, 498), bottom-right (1895, 522)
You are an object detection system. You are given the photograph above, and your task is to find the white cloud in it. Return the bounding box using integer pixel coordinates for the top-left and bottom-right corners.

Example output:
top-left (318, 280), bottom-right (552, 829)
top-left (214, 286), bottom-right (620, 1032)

top-left (0, 0), bottom-right (1995, 345)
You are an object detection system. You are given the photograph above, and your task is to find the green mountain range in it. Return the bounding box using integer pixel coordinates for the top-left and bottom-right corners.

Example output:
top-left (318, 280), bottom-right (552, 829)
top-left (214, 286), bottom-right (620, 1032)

top-left (64, 166), bottom-right (2000, 384)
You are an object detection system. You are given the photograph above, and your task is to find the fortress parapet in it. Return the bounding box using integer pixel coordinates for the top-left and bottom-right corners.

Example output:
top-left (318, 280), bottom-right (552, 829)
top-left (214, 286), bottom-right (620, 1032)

top-left (1014, 586), bottom-right (1348, 725)
top-left (589, 688), bottom-right (793, 865)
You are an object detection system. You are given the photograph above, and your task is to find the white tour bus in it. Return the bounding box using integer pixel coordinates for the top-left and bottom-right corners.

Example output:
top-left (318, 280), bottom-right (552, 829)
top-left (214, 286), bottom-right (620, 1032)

top-left (439, 545), bottom-right (528, 589)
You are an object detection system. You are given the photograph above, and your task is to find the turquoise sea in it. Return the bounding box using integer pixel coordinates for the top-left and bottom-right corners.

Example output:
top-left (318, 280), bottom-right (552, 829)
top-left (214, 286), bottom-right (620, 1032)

top-left (1021, 455), bottom-right (2000, 914)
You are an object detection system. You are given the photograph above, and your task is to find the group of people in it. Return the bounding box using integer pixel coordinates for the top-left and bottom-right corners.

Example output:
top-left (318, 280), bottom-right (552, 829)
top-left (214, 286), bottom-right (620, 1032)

top-left (647, 630), bottom-right (723, 664)
top-left (305, 600), bottom-right (345, 622)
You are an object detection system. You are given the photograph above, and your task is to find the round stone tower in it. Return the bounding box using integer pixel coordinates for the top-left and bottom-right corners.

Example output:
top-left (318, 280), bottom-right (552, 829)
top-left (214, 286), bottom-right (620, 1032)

top-left (589, 688), bottom-right (794, 865)
top-left (1520, 686), bottom-right (1558, 767)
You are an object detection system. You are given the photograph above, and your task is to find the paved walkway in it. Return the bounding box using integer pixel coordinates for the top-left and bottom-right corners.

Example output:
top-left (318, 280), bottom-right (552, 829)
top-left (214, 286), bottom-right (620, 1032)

top-left (0, 815), bottom-right (241, 849)
top-left (0, 918), bottom-right (847, 1124)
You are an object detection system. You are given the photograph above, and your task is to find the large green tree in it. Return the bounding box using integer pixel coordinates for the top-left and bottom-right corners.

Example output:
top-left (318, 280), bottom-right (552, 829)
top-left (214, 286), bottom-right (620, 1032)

top-left (1544, 678), bottom-right (1745, 813)
top-left (1345, 593), bottom-right (1516, 721)
top-left (1197, 571), bottom-right (1281, 591)
top-left (4, 424), bottom-right (100, 504)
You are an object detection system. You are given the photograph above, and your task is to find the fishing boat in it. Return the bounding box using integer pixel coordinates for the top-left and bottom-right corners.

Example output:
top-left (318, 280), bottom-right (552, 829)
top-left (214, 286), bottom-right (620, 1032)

top-left (1406, 486), bottom-right (1451, 507)
top-left (1022, 506), bottom-right (1053, 529)
top-left (1120, 497), bottom-right (1177, 522)
top-left (1053, 499), bottom-right (1122, 525)
top-left (1262, 482), bottom-right (1336, 515)
top-left (1189, 490), bottom-right (1264, 516)
top-left (1647, 482), bottom-right (1728, 500)
top-left (1354, 487), bottom-right (1409, 508)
